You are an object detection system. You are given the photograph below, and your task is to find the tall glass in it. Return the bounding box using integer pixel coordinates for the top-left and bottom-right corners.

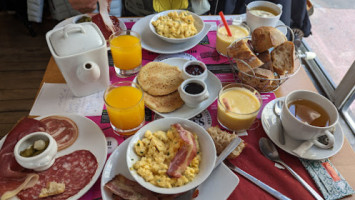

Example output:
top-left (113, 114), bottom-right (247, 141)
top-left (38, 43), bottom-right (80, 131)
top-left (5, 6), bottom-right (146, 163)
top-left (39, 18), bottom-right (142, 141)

top-left (217, 83), bottom-right (262, 133)
top-left (109, 30), bottom-right (142, 78)
top-left (216, 21), bottom-right (250, 57)
top-left (104, 81), bottom-right (145, 137)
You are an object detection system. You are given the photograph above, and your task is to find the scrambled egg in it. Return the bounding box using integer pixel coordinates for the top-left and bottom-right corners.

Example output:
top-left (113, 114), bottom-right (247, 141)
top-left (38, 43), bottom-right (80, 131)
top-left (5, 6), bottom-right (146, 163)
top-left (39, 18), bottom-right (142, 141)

top-left (151, 11), bottom-right (198, 39)
top-left (133, 128), bottom-right (200, 188)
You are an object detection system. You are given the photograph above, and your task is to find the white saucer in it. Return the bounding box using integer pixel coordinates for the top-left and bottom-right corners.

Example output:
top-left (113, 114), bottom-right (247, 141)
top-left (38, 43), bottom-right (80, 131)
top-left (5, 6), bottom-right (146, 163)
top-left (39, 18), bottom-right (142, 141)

top-left (101, 137), bottom-right (239, 200)
top-left (134, 57), bottom-right (222, 119)
top-left (131, 14), bottom-right (211, 54)
top-left (261, 97), bottom-right (344, 160)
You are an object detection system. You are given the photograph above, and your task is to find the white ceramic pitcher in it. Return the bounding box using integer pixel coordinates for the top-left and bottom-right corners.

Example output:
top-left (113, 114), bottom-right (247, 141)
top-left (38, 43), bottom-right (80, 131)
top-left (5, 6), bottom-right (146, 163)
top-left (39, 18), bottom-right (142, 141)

top-left (46, 22), bottom-right (110, 97)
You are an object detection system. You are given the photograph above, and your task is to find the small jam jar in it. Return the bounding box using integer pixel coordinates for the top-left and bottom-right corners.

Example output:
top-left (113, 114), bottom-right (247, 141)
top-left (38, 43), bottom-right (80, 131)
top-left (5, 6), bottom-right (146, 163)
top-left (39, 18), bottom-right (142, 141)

top-left (14, 132), bottom-right (57, 171)
top-left (178, 79), bottom-right (209, 108)
top-left (182, 60), bottom-right (208, 81)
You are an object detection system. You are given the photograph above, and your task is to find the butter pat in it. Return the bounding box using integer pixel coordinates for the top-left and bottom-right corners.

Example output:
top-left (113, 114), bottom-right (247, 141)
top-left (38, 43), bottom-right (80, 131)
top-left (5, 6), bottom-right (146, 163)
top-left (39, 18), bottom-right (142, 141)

top-left (39, 182), bottom-right (65, 198)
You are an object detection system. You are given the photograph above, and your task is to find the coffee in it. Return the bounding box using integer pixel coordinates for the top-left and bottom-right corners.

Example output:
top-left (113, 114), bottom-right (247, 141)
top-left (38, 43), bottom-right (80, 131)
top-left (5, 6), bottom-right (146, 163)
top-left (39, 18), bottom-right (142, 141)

top-left (249, 6), bottom-right (279, 17)
top-left (288, 99), bottom-right (330, 127)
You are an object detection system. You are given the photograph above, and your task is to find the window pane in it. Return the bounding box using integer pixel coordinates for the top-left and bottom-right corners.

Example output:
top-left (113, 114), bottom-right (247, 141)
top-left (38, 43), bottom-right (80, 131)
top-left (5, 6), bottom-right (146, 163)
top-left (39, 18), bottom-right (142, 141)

top-left (303, 0), bottom-right (355, 86)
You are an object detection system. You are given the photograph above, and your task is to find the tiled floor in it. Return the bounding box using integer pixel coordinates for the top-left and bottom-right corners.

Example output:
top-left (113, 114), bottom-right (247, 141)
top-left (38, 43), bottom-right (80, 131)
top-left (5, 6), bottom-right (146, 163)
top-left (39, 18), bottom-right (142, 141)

top-left (304, 1), bottom-right (355, 85)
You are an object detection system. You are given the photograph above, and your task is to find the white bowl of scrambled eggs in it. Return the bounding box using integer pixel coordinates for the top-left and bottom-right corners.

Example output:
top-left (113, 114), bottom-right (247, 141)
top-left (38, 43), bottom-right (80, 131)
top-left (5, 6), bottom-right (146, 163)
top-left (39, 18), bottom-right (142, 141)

top-left (126, 117), bottom-right (216, 194)
top-left (149, 10), bottom-right (205, 44)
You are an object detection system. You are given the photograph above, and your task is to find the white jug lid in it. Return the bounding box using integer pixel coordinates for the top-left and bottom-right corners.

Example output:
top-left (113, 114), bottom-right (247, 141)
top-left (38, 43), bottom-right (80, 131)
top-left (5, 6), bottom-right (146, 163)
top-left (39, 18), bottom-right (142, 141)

top-left (47, 22), bottom-right (105, 57)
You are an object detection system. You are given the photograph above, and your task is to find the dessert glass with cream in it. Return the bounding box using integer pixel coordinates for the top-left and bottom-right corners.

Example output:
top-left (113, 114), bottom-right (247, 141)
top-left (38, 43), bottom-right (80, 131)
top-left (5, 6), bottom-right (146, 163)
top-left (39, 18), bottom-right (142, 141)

top-left (217, 83), bottom-right (262, 132)
top-left (216, 22), bottom-right (250, 57)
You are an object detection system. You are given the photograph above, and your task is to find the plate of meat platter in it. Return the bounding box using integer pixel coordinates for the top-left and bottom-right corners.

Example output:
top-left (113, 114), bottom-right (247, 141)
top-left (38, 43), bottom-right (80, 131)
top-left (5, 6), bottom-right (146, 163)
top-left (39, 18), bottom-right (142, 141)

top-left (0, 114), bottom-right (107, 200)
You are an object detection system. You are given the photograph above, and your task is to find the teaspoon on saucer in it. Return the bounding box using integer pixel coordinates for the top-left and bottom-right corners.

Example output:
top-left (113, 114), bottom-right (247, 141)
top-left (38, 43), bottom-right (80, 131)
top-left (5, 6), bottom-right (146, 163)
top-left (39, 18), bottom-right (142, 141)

top-left (274, 100), bottom-right (285, 145)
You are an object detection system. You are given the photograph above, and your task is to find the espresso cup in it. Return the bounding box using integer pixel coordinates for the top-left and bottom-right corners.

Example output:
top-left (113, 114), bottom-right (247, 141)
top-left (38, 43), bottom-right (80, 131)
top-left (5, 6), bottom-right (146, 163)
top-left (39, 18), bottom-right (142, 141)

top-left (246, 1), bottom-right (283, 31)
top-left (178, 79), bottom-right (209, 108)
top-left (281, 90), bottom-right (338, 149)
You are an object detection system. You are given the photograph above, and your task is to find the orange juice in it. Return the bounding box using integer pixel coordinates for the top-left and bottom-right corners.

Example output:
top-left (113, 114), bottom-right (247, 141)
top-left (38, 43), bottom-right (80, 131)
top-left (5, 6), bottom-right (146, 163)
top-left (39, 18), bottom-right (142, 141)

top-left (104, 83), bottom-right (145, 136)
top-left (110, 34), bottom-right (142, 70)
top-left (217, 84), bottom-right (261, 132)
top-left (216, 24), bottom-right (249, 56)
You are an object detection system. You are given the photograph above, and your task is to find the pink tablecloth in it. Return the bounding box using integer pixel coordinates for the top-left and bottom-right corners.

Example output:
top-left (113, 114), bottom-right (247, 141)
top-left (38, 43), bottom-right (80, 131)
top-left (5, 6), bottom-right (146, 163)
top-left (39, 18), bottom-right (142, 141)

top-left (79, 20), bottom-right (322, 199)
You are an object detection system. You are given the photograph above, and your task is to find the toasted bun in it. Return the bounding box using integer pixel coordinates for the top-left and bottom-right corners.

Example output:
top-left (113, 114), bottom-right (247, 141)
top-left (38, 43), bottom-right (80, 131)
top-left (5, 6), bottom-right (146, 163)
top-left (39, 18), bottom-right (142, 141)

top-left (206, 126), bottom-right (245, 159)
top-left (227, 40), bottom-right (264, 73)
top-left (271, 41), bottom-right (295, 75)
top-left (252, 26), bottom-right (287, 53)
top-left (144, 91), bottom-right (184, 113)
top-left (137, 62), bottom-right (183, 96)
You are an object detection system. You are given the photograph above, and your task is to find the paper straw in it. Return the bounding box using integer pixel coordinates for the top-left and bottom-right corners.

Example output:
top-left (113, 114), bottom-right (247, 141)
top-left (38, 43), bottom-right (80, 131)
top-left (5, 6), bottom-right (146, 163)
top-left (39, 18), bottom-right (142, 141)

top-left (219, 11), bottom-right (232, 37)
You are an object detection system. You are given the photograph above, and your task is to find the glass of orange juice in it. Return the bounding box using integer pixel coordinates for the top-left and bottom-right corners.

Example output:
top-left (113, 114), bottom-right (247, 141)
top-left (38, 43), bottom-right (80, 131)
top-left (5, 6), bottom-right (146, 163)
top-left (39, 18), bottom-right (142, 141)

top-left (109, 30), bottom-right (142, 77)
top-left (104, 81), bottom-right (145, 137)
top-left (217, 83), bottom-right (262, 133)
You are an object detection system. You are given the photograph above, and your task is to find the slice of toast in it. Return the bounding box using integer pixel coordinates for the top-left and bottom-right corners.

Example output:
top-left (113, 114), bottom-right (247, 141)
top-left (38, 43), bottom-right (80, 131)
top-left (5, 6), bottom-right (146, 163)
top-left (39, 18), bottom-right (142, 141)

top-left (271, 41), bottom-right (295, 75)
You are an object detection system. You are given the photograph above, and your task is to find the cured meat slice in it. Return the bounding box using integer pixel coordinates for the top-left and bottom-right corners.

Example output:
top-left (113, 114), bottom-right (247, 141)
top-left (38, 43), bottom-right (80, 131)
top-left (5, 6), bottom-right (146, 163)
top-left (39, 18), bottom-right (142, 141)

top-left (0, 118), bottom-right (45, 200)
top-left (105, 174), bottom-right (158, 200)
top-left (104, 174), bottom-right (180, 200)
top-left (17, 150), bottom-right (98, 200)
top-left (167, 124), bottom-right (198, 178)
top-left (91, 13), bottom-right (121, 40)
top-left (39, 116), bottom-right (78, 151)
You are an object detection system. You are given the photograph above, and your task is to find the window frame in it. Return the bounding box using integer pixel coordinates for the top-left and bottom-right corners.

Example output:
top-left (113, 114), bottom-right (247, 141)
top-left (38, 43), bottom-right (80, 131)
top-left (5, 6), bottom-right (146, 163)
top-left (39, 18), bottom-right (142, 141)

top-left (301, 41), bottom-right (355, 133)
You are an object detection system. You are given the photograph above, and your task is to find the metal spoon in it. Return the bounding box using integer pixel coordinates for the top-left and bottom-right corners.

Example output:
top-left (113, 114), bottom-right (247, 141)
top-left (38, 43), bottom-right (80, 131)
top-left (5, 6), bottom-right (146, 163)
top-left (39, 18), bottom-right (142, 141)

top-left (259, 137), bottom-right (324, 200)
top-left (274, 100), bottom-right (285, 145)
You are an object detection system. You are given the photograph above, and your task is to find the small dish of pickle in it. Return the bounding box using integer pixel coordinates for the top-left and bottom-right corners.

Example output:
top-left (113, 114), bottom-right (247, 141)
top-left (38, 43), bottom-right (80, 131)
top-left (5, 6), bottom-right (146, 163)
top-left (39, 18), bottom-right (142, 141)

top-left (14, 132), bottom-right (58, 171)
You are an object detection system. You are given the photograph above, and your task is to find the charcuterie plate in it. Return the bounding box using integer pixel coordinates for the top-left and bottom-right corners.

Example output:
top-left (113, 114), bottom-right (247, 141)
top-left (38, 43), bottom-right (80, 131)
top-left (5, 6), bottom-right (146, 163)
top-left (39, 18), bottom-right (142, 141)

top-left (0, 114), bottom-right (107, 200)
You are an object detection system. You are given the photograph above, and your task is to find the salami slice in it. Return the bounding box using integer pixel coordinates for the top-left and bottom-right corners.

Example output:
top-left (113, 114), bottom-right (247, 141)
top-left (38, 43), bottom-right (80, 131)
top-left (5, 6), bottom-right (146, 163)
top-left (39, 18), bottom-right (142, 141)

top-left (40, 116), bottom-right (79, 151)
top-left (17, 150), bottom-right (98, 200)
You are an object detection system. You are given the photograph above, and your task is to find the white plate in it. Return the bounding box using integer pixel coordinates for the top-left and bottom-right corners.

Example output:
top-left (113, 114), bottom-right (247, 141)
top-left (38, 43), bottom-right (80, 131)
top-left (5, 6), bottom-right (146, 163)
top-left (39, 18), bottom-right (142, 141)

top-left (261, 98), bottom-right (344, 160)
top-left (101, 137), bottom-right (239, 200)
top-left (131, 14), bottom-right (211, 54)
top-left (54, 14), bottom-right (127, 31)
top-left (135, 57), bottom-right (222, 119)
top-left (0, 114), bottom-right (107, 200)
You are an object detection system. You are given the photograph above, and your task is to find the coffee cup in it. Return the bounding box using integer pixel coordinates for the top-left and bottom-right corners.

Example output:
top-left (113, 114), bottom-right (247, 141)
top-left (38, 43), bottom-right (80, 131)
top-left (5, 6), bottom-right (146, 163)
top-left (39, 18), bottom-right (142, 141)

top-left (246, 1), bottom-right (283, 32)
top-left (281, 90), bottom-right (338, 149)
top-left (178, 79), bottom-right (209, 108)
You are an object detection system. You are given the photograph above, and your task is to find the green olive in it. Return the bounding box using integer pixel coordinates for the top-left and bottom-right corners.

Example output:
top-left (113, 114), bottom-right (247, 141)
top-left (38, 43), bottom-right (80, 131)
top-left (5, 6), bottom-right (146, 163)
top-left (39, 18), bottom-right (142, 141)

top-left (76, 16), bottom-right (92, 23)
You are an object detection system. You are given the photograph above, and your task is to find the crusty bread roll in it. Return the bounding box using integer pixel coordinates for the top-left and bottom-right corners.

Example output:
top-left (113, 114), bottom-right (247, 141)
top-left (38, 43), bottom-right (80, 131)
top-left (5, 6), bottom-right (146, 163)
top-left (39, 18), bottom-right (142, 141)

top-left (271, 41), bottom-right (295, 75)
top-left (227, 39), bottom-right (264, 73)
top-left (252, 26), bottom-right (287, 53)
top-left (206, 126), bottom-right (246, 159)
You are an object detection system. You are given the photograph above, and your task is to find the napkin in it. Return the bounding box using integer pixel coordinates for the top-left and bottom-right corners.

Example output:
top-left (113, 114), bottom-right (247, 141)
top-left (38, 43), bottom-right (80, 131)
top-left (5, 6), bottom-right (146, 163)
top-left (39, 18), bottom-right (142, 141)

top-left (300, 158), bottom-right (355, 200)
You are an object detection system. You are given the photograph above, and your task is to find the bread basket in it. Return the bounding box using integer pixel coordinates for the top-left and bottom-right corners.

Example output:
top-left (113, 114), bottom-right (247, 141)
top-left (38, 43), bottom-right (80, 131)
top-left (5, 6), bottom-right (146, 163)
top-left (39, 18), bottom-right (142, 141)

top-left (226, 25), bottom-right (301, 93)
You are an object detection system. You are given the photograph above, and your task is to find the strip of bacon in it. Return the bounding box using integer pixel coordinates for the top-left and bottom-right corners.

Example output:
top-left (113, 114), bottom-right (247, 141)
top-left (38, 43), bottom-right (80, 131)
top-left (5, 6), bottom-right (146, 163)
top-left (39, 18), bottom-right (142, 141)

top-left (167, 124), bottom-right (197, 178)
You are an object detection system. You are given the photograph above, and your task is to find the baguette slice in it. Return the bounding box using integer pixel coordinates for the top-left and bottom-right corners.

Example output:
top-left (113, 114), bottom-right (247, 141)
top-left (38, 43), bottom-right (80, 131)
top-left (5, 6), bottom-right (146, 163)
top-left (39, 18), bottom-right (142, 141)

top-left (257, 51), bottom-right (273, 71)
top-left (271, 41), bottom-right (295, 75)
top-left (252, 26), bottom-right (287, 53)
top-left (206, 126), bottom-right (246, 159)
top-left (227, 39), bottom-right (264, 73)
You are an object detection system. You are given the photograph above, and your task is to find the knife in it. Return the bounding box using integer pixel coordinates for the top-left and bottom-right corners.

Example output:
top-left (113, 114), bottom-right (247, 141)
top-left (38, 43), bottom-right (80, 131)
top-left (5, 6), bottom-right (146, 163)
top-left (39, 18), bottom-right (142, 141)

top-left (224, 160), bottom-right (291, 200)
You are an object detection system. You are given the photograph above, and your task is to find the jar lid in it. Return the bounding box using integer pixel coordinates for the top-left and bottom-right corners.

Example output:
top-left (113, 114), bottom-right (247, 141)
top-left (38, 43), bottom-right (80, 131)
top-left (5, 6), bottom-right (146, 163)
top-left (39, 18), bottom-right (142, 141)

top-left (47, 22), bottom-right (104, 57)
